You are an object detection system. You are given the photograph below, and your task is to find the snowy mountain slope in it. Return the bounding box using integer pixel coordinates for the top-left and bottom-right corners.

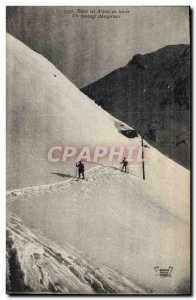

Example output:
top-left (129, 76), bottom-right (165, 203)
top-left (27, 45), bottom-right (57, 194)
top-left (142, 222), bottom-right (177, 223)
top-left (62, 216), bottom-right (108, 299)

top-left (6, 33), bottom-right (189, 220)
top-left (6, 34), bottom-right (190, 294)
top-left (7, 33), bottom-right (137, 190)
top-left (7, 165), bottom-right (190, 294)
top-left (7, 214), bottom-right (146, 294)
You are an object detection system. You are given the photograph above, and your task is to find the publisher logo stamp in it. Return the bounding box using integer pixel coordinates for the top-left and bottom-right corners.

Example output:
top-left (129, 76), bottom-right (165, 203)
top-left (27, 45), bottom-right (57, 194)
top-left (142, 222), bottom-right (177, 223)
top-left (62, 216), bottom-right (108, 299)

top-left (154, 266), bottom-right (173, 278)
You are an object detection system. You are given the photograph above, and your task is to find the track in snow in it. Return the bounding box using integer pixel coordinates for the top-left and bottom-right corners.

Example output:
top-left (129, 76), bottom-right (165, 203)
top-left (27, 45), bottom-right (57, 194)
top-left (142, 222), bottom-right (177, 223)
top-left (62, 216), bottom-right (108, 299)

top-left (7, 164), bottom-right (141, 201)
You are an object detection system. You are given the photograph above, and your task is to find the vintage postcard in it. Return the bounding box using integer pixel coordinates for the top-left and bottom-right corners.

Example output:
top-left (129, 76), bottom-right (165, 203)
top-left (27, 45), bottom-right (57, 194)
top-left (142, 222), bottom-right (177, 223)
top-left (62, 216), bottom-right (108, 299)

top-left (6, 6), bottom-right (191, 295)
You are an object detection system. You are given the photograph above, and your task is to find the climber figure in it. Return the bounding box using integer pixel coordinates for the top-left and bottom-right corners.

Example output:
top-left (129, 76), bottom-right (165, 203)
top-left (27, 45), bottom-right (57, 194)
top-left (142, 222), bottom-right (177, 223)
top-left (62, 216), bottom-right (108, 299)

top-left (76, 161), bottom-right (85, 179)
top-left (121, 157), bottom-right (128, 173)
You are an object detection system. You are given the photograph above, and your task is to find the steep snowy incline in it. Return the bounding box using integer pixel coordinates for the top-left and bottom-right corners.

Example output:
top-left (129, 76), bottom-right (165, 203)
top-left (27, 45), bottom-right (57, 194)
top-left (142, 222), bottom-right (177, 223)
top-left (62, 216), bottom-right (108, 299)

top-left (7, 33), bottom-right (138, 190)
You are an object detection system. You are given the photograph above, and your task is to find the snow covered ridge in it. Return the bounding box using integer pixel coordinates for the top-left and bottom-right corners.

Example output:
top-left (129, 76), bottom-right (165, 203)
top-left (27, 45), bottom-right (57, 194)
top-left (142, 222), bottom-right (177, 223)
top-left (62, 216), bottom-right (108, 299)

top-left (47, 145), bottom-right (146, 163)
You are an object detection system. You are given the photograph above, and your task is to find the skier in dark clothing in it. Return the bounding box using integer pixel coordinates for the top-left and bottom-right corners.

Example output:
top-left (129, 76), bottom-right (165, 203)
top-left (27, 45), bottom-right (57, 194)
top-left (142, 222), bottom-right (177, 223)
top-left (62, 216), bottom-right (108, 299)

top-left (121, 157), bottom-right (128, 172)
top-left (76, 161), bottom-right (85, 179)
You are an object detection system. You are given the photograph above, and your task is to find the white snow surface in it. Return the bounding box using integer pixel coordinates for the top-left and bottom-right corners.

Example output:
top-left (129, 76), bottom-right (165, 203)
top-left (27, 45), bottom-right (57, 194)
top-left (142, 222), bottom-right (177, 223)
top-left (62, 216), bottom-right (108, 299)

top-left (7, 214), bottom-right (145, 294)
top-left (7, 34), bottom-right (190, 294)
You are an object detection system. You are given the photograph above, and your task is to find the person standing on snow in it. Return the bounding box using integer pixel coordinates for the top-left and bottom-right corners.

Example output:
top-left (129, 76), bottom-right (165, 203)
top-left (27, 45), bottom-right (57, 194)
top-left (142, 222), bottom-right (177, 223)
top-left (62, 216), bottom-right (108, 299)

top-left (76, 161), bottom-right (85, 179)
top-left (120, 157), bottom-right (128, 172)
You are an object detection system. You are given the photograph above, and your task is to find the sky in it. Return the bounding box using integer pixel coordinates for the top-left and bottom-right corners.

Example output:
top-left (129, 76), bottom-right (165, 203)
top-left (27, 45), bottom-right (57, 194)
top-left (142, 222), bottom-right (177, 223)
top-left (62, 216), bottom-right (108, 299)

top-left (6, 6), bottom-right (190, 88)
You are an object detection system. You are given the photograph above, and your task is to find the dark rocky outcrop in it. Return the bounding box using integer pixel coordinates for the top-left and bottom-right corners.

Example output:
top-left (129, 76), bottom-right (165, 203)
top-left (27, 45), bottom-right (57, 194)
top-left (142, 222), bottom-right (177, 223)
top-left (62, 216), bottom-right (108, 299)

top-left (82, 45), bottom-right (190, 169)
